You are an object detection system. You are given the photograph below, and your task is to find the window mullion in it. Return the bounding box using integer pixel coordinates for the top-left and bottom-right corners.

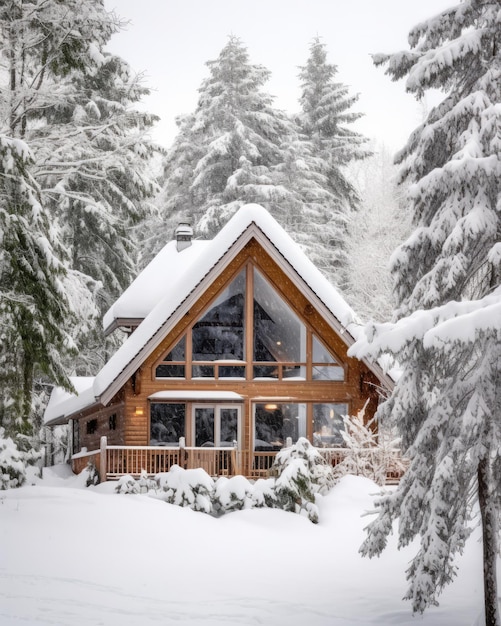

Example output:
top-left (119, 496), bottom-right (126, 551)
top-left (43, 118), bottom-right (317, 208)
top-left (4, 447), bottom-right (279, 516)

top-left (246, 263), bottom-right (254, 380)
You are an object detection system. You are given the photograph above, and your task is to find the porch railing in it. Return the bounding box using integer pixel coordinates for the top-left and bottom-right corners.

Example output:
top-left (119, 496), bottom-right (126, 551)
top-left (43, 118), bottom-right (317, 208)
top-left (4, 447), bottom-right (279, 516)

top-left (72, 437), bottom-right (405, 483)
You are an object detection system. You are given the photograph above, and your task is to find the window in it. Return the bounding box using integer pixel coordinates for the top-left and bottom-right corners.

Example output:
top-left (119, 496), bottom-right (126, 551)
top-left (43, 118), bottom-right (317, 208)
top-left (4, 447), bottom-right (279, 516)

top-left (192, 270), bottom-right (245, 364)
top-left (312, 336), bottom-right (344, 381)
top-left (86, 419), bottom-right (98, 435)
top-left (156, 336), bottom-right (186, 378)
top-left (253, 269), bottom-right (306, 379)
top-left (193, 405), bottom-right (241, 447)
top-left (254, 403), bottom-right (306, 450)
top-left (109, 414), bottom-right (117, 430)
top-left (150, 403), bottom-right (185, 445)
top-left (313, 403), bottom-right (348, 447)
top-left (154, 263), bottom-right (345, 383)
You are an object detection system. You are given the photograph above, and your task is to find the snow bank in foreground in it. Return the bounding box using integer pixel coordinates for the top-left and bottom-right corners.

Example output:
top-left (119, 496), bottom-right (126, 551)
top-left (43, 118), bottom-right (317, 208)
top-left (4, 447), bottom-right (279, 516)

top-left (0, 471), bottom-right (489, 625)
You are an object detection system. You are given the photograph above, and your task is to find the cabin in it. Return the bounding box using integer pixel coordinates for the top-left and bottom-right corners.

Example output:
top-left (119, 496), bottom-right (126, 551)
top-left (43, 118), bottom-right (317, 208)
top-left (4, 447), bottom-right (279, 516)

top-left (44, 204), bottom-right (393, 481)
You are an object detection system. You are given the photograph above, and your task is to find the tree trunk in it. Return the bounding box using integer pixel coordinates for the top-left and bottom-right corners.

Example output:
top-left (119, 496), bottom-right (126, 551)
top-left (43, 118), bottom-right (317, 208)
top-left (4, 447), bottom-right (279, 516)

top-left (478, 456), bottom-right (500, 626)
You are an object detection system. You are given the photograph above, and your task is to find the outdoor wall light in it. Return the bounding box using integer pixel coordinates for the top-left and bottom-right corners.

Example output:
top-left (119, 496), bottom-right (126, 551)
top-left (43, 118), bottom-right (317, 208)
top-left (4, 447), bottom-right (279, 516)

top-left (135, 407), bottom-right (144, 416)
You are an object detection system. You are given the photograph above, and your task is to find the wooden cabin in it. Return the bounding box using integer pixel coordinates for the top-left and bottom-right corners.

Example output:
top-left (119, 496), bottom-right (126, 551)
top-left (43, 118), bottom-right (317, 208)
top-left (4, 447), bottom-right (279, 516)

top-left (44, 204), bottom-right (393, 481)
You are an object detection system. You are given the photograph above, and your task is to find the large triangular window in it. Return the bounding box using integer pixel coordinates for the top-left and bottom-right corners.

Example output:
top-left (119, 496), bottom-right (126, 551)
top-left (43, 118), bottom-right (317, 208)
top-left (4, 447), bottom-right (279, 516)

top-left (155, 263), bottom-right (344, 382)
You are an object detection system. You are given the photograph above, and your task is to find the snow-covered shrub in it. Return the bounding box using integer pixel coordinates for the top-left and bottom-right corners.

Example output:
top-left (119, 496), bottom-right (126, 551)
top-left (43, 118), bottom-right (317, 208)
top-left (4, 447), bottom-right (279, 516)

top-left (272, 437), bottom-right (336, 495)
top-left (85, 462), bottom-right (100, 487)
top-left (333, 411), bottom-right (404, 486)
top-left (115, 474), bottom-right (140, 494)
top-left (251, 477), bottom-right (277, 508)
top-left (159, 465), bottom-right (214, 514)
top-left (271, 438), bottom-right (338, 523)
top-left (0, 429), bottom-right (27, 489)
top-left (274, 458), bottom-right (319, 523)
top-left (0, 428), bottom-right (42, 490)
top-left (213, 475), bottom-right (254, 514)
top-left (138, 469), bottom-right (158, 493)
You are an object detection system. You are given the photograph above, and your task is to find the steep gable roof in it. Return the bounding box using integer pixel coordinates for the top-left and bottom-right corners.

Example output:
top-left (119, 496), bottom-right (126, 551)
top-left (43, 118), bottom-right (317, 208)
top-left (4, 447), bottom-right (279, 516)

top-left (94, 204), bottom-right (363, 404)
top-left (45, 204), bottom-right (393, 425)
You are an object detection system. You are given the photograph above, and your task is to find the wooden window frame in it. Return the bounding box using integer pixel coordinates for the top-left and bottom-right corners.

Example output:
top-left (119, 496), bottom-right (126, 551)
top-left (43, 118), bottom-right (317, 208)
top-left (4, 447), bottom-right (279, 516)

top-left (153, 260), bottom-right (346, 383)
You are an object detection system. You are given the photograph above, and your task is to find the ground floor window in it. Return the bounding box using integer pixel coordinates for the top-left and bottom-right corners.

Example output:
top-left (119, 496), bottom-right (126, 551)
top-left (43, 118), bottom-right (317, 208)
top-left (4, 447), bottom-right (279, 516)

top-left (254, 403), bottom-right (307, 451)
top-left (150, 403), bottom-right (185, 445)
top-left (193, 405), bottom-right (241, 447)
top-left (253, 402), bottom-right (349, 450)
top-left (313, 403), bottom-right (348, 447)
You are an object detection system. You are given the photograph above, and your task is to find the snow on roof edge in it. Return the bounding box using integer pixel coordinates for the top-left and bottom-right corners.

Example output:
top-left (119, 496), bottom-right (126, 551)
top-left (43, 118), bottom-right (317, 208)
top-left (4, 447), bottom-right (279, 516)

top-left (44, 377), bottom-right (96, 425)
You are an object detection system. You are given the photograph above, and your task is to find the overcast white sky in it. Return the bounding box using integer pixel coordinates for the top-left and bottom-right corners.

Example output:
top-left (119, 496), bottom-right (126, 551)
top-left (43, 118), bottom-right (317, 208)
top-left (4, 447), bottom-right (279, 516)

top-left (104, 0), bottom-right (453, 153)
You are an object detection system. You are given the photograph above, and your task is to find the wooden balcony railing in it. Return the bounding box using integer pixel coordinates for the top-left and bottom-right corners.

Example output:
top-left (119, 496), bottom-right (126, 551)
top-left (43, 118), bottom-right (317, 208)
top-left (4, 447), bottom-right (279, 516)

top-left (71, 438), bottom-right (405, 483)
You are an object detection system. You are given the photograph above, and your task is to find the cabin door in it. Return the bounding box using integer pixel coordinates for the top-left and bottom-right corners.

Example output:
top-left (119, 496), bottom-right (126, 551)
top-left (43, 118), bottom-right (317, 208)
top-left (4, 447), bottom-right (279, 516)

top-left (192, 404), bottom-right (241, 448)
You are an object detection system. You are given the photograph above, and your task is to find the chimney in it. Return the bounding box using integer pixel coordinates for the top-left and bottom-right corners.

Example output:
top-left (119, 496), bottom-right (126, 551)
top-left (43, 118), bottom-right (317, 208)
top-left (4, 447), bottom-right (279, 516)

top-left (175, 223), bottom-right (193, 252)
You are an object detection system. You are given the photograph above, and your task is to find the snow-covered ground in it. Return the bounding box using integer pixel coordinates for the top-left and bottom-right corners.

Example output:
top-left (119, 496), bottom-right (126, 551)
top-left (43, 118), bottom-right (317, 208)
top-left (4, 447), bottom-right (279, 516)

top-left (0, 468), bottom-right (488, 625)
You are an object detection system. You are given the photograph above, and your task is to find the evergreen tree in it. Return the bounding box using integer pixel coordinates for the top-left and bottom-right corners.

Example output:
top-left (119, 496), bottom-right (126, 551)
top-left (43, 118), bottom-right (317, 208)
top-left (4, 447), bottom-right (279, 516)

top-left (155, 36), bottom-right (293, 247)
top-left (296, 37), bottom-right (369, 288)
top-left (0, 136), bottom-right (74, 433)
top-left (350, 3), bottom-right (501, 623)
top-left (0, 0), bottom-right (160, 424)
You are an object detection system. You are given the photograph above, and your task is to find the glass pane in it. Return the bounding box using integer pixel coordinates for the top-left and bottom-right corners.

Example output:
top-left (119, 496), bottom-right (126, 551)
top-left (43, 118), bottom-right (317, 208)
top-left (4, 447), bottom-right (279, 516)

top-left (312, 335), bottom-right (344, 381)
top-left (218, 365), bottom-right (245, 378)
top-left (253, 269), bottom-right (306, 363)
top-left (156, 364), bottom-right (185, 378)
top-left (195, 407), bottom-right (215, 447)
top-left (254, 403), bottom-right (306, 450)
top-left (192, 364), bottom-right (214, 378)
top-left (150, 403), bottom-right (185, 445)
top-left (253, 365), bottom-right (278, 379)
top-left (219, 408), bottom-right (238, 445)
top-left (192, 270), bottom-right (245, 361)
top-left (163, 336), bottom-right (185, 361)
top-left (313, 403), bottom-right (348, 447)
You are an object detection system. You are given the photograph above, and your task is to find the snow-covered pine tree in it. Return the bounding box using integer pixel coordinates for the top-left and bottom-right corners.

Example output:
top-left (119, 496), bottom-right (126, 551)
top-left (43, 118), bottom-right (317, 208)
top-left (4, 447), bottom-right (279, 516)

top-left (296, 37), bottom-right (370, 290)
top-left (0, 0), bottom-right (161, 376)
top-left (154, 36), bottom-right (293, 247)
top-left (350, 3), bottom-right (501, 624)
top-left (0, 136), bottom-right (74, 433)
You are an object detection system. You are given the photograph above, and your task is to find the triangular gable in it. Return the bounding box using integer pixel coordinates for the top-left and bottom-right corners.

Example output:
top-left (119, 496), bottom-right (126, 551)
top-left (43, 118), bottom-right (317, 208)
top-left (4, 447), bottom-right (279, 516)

top-left (93, 204), bottom-right (370, 405)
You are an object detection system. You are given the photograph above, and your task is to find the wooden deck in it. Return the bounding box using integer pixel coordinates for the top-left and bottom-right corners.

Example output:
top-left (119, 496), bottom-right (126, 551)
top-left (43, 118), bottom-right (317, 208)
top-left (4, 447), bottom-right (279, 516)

top-left (72, 436), bottom-right (405, 483)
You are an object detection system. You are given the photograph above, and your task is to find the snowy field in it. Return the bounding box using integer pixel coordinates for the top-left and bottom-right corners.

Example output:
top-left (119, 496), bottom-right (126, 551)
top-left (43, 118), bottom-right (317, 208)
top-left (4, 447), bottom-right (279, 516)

top-left (0, 468), bottom-right (490, 626)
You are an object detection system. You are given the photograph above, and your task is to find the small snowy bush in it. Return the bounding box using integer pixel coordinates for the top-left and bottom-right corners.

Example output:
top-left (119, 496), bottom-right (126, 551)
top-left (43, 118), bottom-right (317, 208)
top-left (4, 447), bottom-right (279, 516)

top-left (138, 469), bottom-right (158, 493)
top-left (274, 458), bottom-right (319, 523)
top-left (0, 428), bottom-right (42, 490)
top-left (115, 474), bottom-right (140, 494)
top-left (0, 429), bottom-right (26, 489)
top-left (251, 478), bottom-right (277, 508)
top-left (159, 465), bottom-right (214, 514)
top-left (85, 462), bottom-right (100, 487)
top-left (271, 438), bottom-right (337, 523)
top-left (273, 437), bottom-right (336, 494)
top-left (333, 411), bottom-right (404, 486)
top-left (213, 475), bottom-right (254, 514)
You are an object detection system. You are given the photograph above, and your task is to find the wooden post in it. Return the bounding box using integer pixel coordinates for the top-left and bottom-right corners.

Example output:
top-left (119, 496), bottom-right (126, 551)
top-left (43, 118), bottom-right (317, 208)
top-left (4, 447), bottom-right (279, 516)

top-left (100, 436), bottom-right (107, 482)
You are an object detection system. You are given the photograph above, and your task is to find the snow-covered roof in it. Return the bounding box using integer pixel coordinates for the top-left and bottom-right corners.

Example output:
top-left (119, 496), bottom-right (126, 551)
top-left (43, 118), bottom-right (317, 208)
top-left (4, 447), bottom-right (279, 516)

top-left (103, 240), bottom-right (210, 333)
top-left (45, 204), bottom-right (390, 425)
top-left (44, 377), bottom-right (96, 425)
